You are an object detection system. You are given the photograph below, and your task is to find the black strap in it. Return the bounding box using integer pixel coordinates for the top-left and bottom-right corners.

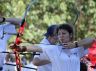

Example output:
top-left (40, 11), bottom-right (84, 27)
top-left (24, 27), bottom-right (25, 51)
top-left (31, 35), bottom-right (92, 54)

top-left (4, 63), bottom-right (37, 70)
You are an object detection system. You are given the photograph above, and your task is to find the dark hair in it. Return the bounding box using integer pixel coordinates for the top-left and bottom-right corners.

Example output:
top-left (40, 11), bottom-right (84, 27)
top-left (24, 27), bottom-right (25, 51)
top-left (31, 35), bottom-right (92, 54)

top-left (44, 25), bottom-right (58, 37)
top-left (57, 23), bottom-right (74, 40)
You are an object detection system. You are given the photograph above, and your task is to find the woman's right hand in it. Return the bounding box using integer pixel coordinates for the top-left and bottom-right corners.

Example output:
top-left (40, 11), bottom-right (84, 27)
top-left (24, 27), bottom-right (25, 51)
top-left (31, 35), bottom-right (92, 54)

top-left (62, 42), bottom-right (76, 49)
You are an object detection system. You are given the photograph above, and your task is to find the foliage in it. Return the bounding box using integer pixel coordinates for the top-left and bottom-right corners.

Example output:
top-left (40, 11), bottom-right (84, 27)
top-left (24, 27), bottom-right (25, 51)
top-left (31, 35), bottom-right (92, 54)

top-left (0, 0), bottom-right (96, 44)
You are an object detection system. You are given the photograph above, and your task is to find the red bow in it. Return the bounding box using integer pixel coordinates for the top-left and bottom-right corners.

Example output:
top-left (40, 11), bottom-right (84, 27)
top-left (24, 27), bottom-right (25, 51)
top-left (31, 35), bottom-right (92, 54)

top-left (88, 40), bottom-right (96, 66)
top-left (13, 19), bottom-right (26, 71)
top-left (12, 0), bottom-right (36, 70)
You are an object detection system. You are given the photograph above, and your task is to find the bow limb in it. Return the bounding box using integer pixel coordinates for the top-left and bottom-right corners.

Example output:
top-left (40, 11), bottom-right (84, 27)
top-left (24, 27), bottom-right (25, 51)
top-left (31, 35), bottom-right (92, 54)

top-left (13, 0), bottom-right (38, 71)
top-left (13, 0), bottom-right (35, 71)
top-left (13, 18), bottom-right (26, 71)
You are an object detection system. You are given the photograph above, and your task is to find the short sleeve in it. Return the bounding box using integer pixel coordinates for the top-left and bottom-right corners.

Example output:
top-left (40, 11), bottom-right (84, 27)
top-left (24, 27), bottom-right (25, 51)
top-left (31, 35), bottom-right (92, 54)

top-left (77, 47), bottom-right (88, 58)
top-left (4, 23), bottom-right (17, 34)
top-left (2, 23), bottom-right (17, 40)
top-left (34, 44), bottom-right (49, 59)
top-left (84, 49), bottom-right (88, 55)
top-left (33, 45), bottom-right (50, 61)
top-left (36, 45), bottom-right (56, 61)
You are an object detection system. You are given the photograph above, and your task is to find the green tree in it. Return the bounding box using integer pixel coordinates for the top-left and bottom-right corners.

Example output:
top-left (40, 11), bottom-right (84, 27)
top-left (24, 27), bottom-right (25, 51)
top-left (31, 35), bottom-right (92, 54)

top-left (0, 0), bottom-right (96, 44)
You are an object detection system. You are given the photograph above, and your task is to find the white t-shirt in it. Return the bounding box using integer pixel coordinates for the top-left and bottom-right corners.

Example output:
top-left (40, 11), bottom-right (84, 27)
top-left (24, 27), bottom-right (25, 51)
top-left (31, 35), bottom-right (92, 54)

top-left (0, 23), bottom-right (17, 51)
top-left (39, 45), bottom-right (88, 71)
top-left (2, 62), bottom-right (16, 71)
top-left (0, 23), bottom-right (17, 67)
top-left (34, 38), bottom-right (52, 71)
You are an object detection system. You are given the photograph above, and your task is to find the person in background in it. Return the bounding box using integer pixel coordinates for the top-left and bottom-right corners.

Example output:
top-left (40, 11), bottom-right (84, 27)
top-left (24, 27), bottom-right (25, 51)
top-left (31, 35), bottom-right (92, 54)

top-left (33, 25), bottom-right (58, 71)
top-left (0, 17), bottom-right (21, 71)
